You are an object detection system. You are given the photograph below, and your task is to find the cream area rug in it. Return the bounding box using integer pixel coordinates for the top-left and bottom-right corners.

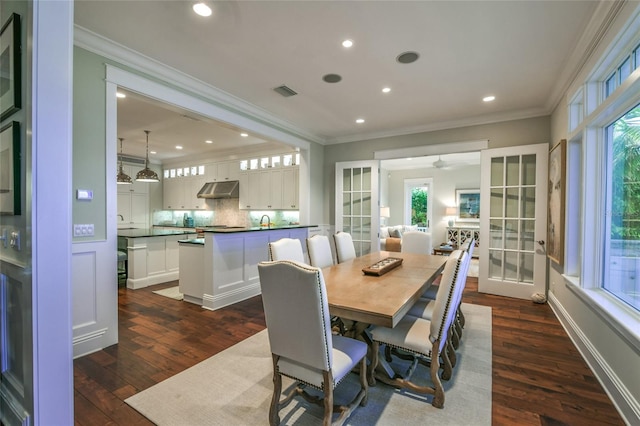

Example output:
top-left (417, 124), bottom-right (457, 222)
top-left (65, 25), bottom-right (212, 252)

top-left (468, 258), bottom-right (479, 278)
top-left (126, 303), bottom-right (492, 425)
top-left (151, 286), bottom-right (183, 301)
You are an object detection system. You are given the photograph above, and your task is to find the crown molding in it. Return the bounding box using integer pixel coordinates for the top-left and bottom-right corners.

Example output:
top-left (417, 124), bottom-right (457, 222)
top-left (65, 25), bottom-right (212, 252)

top-left (545, 0), bottom-right (627, 113)
top-left (73, 25), bottom-right (324, 146)
top-left (325, 107), bottom-right (549, 145)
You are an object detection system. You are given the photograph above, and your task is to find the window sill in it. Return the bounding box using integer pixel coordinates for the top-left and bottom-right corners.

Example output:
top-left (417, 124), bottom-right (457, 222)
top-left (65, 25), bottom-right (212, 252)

top-left (563, 275), bottom-right (640, 354)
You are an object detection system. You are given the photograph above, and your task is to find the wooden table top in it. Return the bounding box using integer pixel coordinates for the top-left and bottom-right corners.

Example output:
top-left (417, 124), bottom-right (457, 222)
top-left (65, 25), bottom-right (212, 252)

top-left (322, 251), bottom-right (447, 328)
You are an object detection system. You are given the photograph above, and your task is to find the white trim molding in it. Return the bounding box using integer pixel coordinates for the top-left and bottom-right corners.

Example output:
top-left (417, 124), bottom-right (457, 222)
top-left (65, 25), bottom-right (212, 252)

top-left (548, 292), bottom-right (640, 425)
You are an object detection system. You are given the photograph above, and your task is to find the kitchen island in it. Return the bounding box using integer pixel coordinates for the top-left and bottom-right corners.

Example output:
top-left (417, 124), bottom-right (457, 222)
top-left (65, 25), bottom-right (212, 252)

top-left (118, 228), bottom-right (197, 289)
top-left (178, 225), bottom-right (315, 310)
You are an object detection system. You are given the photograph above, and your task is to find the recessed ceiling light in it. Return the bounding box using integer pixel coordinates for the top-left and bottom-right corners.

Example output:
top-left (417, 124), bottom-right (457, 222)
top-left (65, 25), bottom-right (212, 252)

top-left (150, 151), bottom-right (156, 155)
top-left (205, 140), bottom-right (213, 144)
top-left (176, 145), bottom-right (183, 150)
top-left (382, 87), bottom-right (391, 93)
top-left (240, 133), bottom-right (249, 137)
top-left (116, 92), bottom-right (126, 98)
top-left (356, 118), bottom-right (365, 124)
top-left (342, 39), bottom-right (353, 48)
top-left (483, 95), bottom-right (496, 102)
top-left (193, 2), bottom-right (212, 17)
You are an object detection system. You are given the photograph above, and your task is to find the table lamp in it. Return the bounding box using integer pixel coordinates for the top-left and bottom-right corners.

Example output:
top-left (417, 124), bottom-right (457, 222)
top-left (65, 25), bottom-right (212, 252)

top-left (445, 206), bottom-right (457, 227)
top-left (380, 206), bottom-right (390, 225)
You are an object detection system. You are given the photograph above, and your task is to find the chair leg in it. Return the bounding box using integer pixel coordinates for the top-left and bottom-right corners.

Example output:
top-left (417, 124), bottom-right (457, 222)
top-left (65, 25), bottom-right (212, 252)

top-left (322, 371), bottom-right (333, 426)
top-left (359, 356), bottom-right (369, 406)
top-left (369, 341), bottom-right (379, 386)
top-left (458, 305), bottom-right (466, 328)
top-left (269, 355), bottom-right (282, 426)
top-left (430, 340), bottom-right (445, 408)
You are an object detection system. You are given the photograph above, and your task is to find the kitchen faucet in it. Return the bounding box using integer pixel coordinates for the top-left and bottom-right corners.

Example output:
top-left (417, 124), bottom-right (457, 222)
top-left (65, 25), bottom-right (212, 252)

top-left (117, 214), bottom-right (124, 221)
top-left (260, 214), bottom-right (271, 228)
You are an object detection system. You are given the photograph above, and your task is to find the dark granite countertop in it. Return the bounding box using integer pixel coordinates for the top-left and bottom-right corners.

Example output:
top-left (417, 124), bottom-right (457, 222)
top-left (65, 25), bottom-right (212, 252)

top-left (202, 224), bottom-right (316, 233)
top-left (117, 228), bottom-right (198, 238)
top-left (178, 238), bottom-right (205, 245)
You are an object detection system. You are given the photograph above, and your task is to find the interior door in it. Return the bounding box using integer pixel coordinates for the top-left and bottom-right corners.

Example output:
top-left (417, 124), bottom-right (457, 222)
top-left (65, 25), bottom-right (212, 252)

top-left (478, 143), bottom-right (548, 299)
top-left (335, 161), bottom-right (379, 256)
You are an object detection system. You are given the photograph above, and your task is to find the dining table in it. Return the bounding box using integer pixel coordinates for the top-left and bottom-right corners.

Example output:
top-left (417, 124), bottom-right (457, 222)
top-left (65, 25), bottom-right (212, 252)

top-left (321, 251), bottom-right (448, 329)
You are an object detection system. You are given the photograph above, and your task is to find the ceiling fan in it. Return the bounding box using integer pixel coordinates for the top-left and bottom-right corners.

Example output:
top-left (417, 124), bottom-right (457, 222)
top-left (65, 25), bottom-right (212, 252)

top-left (433, 155), bottom-right (448, 169)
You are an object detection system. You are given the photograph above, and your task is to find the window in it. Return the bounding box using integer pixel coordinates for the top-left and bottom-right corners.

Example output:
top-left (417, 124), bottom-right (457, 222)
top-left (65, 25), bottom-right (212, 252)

top-left (403, 178), bottom-right (432, 231)
top-left (604, 104), bottom-right (640, 310)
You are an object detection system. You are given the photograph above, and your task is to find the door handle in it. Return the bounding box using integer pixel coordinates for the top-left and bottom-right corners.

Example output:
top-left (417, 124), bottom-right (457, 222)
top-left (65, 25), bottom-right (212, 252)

top-left (537, 240), bottom-right (545, 245)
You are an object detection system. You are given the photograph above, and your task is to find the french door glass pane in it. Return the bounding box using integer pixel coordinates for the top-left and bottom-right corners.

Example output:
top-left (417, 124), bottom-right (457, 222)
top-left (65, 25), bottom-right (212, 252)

top-left (353, 168), bottom-right (362, 191)
top-left (491, 157), bottom-right (504, 186)
top-left (489, 250), bottom-right (502, 279)
top-left (490, 189), bottom-right (503, 216)
top-left (505, 188), bottom-right (519, 217)
top-left (490, 219), bottom-right (503, 248)
top-left (362, 167), bottom-right (371, 190)
top-left (343, 169), bottom-right (351, 191)
top-left (505, 219), bottom-right (519, 250)
top-left (343, 193), bottom-right (351, 215)
top-left (521, 187), bottom-right (536, 218)
top-left (506, 156), bottom-right (520, 186)
top-left (522, 154), bottom-right (536, 185)
top-left (362, 191), bottom-right (371, 215)
top-left (353, 192), bottom-right (361, 216)
top-left (504, 251), bottom-right (518, 281)
top-left (520, 253), bottom-right (534, 283)
top-left (521, 219), bottom-right (535, 251)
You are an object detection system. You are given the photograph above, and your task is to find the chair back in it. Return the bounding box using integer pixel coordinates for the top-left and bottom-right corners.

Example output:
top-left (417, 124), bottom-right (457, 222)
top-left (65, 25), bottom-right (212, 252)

top-left (466, 238), bottom-right (476, 258)
top-left (268, 238), bottom-right (305, 263)
top-left (401, 231), bottom-right (432, 254)
top-left (258, 260), bottom-right (333, 371)
top-left (306, 235), bottom-right (334, 269)
top-left (429, 250), bottom-right (468, 348)
top-left (333, 232), bottom-right (357, 263)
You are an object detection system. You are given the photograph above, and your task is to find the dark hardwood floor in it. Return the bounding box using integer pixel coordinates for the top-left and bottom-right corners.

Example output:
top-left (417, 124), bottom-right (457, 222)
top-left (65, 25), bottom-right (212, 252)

top-left (73, 278), bottom-right (624, 425)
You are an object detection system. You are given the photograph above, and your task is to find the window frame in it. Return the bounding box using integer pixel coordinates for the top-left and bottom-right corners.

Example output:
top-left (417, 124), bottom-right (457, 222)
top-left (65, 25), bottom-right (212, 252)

top-left (565, 7), bottom-right (640, 350)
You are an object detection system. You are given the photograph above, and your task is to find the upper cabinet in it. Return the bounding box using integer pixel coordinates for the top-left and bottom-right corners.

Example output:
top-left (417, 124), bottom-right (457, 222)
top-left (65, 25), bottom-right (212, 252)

top-left (209, 160), bottom-right (240, 182)
top-left (238, 153), bottom-right (299, 210)
top-left (162, 161), bottom-right (239, 210)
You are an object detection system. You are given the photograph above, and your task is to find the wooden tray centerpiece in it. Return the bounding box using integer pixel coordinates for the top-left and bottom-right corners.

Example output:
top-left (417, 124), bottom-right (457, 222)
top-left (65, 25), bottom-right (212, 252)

top-left (362, 257), bottom-right (403, 276)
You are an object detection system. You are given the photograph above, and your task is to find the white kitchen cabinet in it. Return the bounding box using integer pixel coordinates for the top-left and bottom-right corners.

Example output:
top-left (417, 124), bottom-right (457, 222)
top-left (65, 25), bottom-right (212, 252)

top-left (163, 178), bottom-right (185, 209)
top-left (210, 160), bottom-right (240, 182)
top-left (282, 166), bottom-right (299, 209)
top-left (190, 176), bottom-right (210, 210)
top-left (117, 190), bottom-right (148, 228)
top-left (238, 166), bottom-right (299, 210)
top-left (179, 242), bottom-right (204, 305)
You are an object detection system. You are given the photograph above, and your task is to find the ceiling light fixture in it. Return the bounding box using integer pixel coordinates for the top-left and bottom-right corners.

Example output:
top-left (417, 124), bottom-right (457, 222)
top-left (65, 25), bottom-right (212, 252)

top-left (116, 138), bottom-right (132, 185)
top-left (205, 140), bottom-right (213, 144)
top-left (356, 118), bottom-right (365, 124)
top-left (342, 39), bottom-right (353, 48)
top-left (136, 130), bottom-right (160, 182)
top-left (382, 87), bottom-right (391, 93)
top-left (193, 2), bottom-right (212, 17)
top-left (483, 95), bottom-right (496, 102)
top-left (240, 133), bottom-right (248, 137)
top-left (116, 92), bottom-right (126, 99)
top-left (176, 145), bottom-right (183, 150)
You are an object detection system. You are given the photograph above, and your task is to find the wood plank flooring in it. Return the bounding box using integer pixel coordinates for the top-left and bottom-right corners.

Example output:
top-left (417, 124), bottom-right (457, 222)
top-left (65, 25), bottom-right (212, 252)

top-left (73, 278), bottom-right (624, 425)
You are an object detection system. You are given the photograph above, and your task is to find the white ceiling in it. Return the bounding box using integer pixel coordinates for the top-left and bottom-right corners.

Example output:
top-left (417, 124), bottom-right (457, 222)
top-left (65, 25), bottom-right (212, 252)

top-left (75, 1), bottom-right (601, 163)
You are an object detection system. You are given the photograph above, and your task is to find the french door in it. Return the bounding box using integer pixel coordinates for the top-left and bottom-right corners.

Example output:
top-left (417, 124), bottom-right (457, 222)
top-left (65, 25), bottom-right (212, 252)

top-left (335, 161), bottom-right (379, 256)
top-left (479, 144), bottom-right (548, 299)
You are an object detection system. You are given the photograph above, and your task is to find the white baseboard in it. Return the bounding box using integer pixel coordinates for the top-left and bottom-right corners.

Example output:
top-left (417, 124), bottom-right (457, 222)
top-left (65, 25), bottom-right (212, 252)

top-left (548, 293), bottom-right (640, 425)
top-left (127, 271), bottom-right (179, 289)
top-left (202, 283), bottom-right (261, 311)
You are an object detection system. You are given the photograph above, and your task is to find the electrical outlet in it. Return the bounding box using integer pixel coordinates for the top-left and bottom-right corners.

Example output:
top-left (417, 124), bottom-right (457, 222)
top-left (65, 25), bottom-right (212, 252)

top-left (73, 224), bottom-right (95, 237)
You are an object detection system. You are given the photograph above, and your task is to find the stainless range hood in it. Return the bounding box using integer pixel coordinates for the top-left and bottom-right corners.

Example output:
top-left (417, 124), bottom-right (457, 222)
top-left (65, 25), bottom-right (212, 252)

top-left (197, 180), bottom-right (240, 199)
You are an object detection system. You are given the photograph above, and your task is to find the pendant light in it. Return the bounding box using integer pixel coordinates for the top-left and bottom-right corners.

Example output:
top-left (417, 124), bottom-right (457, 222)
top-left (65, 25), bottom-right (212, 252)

top-left (136, 130), bottom-right (159, 182)
top-left (116, 138), bottom-right (132, 185)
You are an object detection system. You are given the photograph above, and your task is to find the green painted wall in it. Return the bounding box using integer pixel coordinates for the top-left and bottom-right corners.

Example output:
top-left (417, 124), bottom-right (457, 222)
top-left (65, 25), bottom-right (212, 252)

top-left (73, 47), bottom-right (107, 240)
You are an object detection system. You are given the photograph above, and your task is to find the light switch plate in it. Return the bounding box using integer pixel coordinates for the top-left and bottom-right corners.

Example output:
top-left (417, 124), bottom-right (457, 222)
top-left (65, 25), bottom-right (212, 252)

top-left (73, 224), bottom-right (95, 237)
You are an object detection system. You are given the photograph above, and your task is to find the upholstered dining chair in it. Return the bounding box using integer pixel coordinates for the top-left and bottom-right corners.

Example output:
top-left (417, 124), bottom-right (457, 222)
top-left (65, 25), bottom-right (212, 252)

top-left (411, 240), bottom-right (475, 350)
top-left (422, 238), bottom-right (475, 300)
top-left (333, 232), bottom-right (357, 264)
top-left (258, 260), bottom-right (368, 426)
top-left (401, 231), bottom-right (433, 255)
top-left (368, 251), bottom-right (467, 408)
top-left (268, 238), bottom-right (305, 263)
top-left (306, 235), bottom-right (335, 269)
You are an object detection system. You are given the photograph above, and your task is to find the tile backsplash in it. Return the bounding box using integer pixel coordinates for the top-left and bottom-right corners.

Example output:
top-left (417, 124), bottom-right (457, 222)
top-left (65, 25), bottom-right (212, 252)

top-left (153, 199), bottom-right (299, 228)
